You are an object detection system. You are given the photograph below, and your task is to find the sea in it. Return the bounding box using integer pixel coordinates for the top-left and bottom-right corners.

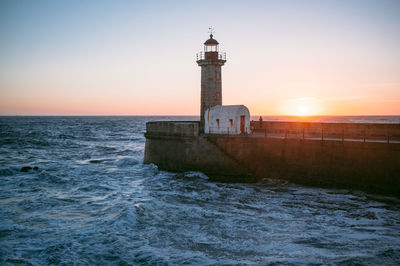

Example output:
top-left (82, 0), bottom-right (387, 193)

top-left (1, 116), bottom-right (399, 265)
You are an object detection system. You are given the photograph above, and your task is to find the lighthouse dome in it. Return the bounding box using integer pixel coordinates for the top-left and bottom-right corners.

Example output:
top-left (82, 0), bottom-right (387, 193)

top-left (204, 34), bottom-right (219, 45)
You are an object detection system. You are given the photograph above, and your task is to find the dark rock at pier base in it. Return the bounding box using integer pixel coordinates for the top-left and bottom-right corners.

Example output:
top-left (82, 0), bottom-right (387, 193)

top-left (20, 166), bottom-right (32, 172)
top-left (20, 166), bottom-right (39, 172)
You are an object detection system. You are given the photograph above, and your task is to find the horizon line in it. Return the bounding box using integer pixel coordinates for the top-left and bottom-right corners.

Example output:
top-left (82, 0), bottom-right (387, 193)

top-left (1, 114), bottom-right (400, 117)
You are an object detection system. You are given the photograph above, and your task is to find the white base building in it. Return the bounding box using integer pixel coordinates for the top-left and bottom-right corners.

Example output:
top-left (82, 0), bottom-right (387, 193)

top-left (204, 105), bottom-right (250, 135)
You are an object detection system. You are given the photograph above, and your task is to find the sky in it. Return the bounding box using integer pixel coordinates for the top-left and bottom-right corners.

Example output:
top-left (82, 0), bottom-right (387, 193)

top-left (1, 0), bottom-right (399, 116)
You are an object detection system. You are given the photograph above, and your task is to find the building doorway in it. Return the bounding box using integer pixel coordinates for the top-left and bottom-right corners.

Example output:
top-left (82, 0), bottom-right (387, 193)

top-left (240, 115), bottom-right (245, 134)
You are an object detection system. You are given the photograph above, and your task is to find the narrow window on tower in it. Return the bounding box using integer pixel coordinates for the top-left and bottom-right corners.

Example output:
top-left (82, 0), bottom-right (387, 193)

top-left (230, 119), bottom-right (233, 128)
top-left (216, 119), bottom-right (220, 129)
top-left (216, 71), bottom-right (221, 81)
top-left (216, 91), bottom-right (221, 101)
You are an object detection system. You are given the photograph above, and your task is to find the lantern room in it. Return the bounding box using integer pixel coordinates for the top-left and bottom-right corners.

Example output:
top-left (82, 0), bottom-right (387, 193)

top-left (196, 33), bottom-right (226, 62)
top-left (203, 34), bottom-right (220, 60)
top-left (204, 34), bottom-right (219, 52)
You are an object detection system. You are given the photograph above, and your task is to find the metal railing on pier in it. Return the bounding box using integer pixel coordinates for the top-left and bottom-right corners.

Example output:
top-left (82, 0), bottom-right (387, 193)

top-left (250, 126), bottom-right (399, 144)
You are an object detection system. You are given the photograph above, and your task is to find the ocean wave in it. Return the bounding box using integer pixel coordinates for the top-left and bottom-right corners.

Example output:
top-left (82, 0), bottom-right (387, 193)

top-left (114, 156), bottom-right (139, 166)
top-left (1, 116), bottom-right (400, 265)
top-left (79, 156), bottom-right (139, 167)
top-left (37, 170), bottom-right (68, 184)
top-left (0, 167), bottom-right (17, 176)
top-left (88, 158), bottom-right (115, 164)
top-left (78, 184), bottom-right (114, 192)
top-left (182, 171), bottom-right (209, 180)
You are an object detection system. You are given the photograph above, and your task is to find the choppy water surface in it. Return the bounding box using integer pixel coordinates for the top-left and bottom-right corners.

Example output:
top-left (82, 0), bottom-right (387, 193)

top-left (1, 116), bottom-right (399, 265)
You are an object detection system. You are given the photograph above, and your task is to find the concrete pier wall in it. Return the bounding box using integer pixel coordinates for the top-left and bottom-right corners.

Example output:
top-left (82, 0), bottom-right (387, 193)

top-left (144, 121), bottom-right (400, 196)
top-left (144, 122), bottom-right (247, 179)
top-left (146, 121), bottom-right (200, 137)
top-left (209, 136), bottom-right (400, 195)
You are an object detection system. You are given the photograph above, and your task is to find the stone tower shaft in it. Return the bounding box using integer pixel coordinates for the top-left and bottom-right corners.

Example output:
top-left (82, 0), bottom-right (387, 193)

top-left (196, 34), bottom-right (226, 133)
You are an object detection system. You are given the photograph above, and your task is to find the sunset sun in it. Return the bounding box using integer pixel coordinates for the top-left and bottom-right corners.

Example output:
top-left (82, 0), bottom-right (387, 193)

top-left (295, 103), bottom-right (311, 116)
top-left (283, 97), bottom-right (321, 117)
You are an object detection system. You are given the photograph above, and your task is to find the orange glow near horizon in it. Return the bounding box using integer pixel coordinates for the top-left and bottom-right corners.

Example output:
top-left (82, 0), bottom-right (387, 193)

top-left (2, 95), bottom-right (399, 116)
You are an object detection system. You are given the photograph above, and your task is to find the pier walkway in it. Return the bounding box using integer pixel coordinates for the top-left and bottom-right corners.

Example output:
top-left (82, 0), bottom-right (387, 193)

top-left (249, 132), bottom-right (400, 144)
top-left (248, 120), bottom-right (400, 144)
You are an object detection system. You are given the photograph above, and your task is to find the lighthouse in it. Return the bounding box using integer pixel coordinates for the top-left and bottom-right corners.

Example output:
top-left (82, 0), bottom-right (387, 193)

top-left (196, 33), bottom-right (226, 132)
top-left (197, 32), bottom-right (250, 135)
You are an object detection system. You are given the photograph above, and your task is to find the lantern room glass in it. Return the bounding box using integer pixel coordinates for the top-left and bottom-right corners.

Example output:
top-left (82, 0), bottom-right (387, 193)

top-left (204, 44), bottom-right (219, 52)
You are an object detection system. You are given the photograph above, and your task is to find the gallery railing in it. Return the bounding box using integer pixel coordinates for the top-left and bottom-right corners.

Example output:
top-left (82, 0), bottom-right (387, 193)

top-left (196, 52), bottom-right (226, 61)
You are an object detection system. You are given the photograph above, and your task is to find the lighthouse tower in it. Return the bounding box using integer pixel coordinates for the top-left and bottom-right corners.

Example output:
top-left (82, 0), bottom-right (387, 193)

top-left (196, 33), bottom-right (226, 133)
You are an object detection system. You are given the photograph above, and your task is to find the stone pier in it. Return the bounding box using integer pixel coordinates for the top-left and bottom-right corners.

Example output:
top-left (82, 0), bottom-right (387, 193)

top-left (144, 121), bottom-right (400, 196)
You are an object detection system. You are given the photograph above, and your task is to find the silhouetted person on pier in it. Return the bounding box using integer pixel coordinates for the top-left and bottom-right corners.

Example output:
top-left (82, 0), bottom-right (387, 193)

top-left (259, 116), bottom-right (263, 128)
